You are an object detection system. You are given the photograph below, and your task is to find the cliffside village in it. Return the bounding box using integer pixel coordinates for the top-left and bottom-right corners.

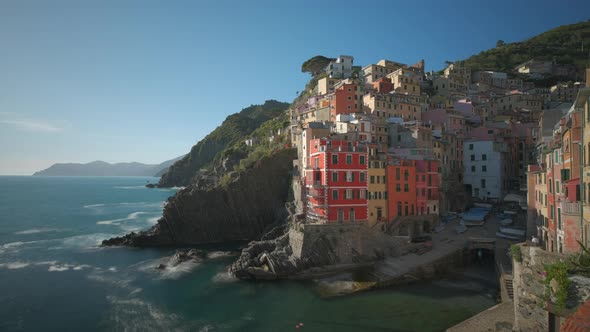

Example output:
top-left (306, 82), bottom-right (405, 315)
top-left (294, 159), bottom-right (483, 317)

top-left (288, 55), bottom-right (590, 256)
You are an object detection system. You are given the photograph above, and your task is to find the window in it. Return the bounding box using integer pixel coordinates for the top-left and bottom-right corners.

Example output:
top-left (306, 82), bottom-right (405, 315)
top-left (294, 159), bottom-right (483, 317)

top-left (471, 166), bottom-right (476, 172)
top-left (360, 173), bottom-right (366, 182)
top-left (360, 190), bottom-right (366, 199)
top-left (346, 154), bottom-right (352, 165)
top-left (469, 144), bottom-right (473, 150)
top-left (404, 170), bottom-right (409, 181)
top-left (332, 154), bottom-right (338, 164)
top-left (377, 176), bottom-right (380, 184)
top-left (404, 184), bottom-right (409, 192)
top-left (396, 184), bottom-right (401, 192)
top-left (384, 191), bottom-right (388, 199)
top-left (382, 176), bottom-right (386, 184)
top-left (550, 205), bottom-right (554, 219)
top-left (558, 208), bottom-right (562, 229)
top-left (370, 176), bottom-right (375, 184)
top-left (360, 155), bottom-right (365, 165)
top-left (332, 190), bottom-right (338, 200)
top-left (482, 154), bottom-right (487, 161)
top-left (482, 165), bottom-right (487, 172)
top-left (346, 189), bottom-right (353, 200)
top-left (396, 168), bottom-right (400, 180)
top-left (481, 179), bottom-right (486, 188)
top-left (332, 172), bottom-right (338, 182)
top-left (471, 154), bottom-right (475, 161)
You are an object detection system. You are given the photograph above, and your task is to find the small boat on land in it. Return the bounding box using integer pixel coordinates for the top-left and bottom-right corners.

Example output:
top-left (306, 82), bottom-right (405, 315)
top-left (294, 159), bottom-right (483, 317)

top-left (455, 223), bottom-right (467, 234)
top-left (496, 231), bottom-right (524, 240)
top-left (499, 226), bottom-right (526, 237)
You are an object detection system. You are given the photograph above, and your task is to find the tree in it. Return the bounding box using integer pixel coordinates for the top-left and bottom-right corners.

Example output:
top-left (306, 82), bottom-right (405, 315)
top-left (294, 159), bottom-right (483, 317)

top-left (496, 40), bottom-right (506, 47)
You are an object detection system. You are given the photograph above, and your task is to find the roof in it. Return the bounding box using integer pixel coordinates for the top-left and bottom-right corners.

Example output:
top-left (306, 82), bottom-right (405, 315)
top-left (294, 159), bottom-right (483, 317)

top-left (561, 300), bottom-right (590, 332)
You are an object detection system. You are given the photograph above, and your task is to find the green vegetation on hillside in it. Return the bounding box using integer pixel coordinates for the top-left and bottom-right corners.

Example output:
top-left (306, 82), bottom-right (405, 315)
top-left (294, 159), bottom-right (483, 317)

top-left (457, 21), bottom-right (590, 74)
top-left (301, 55), bottom-right (335, 75)
top-left (158, 100), bottom-right (290, 187)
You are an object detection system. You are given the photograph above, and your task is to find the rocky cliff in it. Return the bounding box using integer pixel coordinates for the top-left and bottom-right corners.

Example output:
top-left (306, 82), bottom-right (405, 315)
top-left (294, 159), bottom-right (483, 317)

top-left (102, 148), bottom-right (296, 246)
top-left (158, 100), bottom-right (289, 187)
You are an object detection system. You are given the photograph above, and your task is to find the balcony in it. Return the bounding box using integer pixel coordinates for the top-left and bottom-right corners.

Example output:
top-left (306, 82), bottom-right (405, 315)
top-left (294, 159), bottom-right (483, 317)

top-left (563, 201), bottom-right (581, 215)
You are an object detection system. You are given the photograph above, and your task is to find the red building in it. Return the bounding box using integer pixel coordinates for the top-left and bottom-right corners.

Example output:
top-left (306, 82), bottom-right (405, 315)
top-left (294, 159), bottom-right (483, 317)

top-left (306, 138), bottom-right (368, 224)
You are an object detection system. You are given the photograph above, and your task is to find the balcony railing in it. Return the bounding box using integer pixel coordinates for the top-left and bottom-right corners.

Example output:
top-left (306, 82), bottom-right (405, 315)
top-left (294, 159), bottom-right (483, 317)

top-left (563, 201), bottom-right (581, 215)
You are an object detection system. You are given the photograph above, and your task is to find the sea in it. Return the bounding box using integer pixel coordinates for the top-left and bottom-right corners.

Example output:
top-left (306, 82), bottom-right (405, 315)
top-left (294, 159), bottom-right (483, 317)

top-left (0, 176), bottom-right (497, 332)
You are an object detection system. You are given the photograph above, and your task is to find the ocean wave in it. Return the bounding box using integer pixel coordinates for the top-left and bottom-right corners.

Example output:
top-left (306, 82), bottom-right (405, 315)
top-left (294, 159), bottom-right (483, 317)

top-left (211, 271), bottom-right (238, 283)
top-left (0, 261), bottom-right (30, 269)
top-left (58, 233), bottom-right (119, 249)
top-left (96, 211), bottom-right (147, 225)
top-left (15, 228), bottom-right (60, 235)
top-left (46, 262), bottom-right (92, 272)
top-left (105, 296), bottom-right (185, 331)
top-left (136, 256), bottom-right (201, 280)
top-left (207, 251), bottom-right (236, 259)
top-left (84, 201), bottom-right (165, 209)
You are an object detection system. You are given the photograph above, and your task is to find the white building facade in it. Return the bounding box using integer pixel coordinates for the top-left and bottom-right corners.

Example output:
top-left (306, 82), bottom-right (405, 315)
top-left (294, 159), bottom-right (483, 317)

top-left (463, 140), bottom-right (506, 200)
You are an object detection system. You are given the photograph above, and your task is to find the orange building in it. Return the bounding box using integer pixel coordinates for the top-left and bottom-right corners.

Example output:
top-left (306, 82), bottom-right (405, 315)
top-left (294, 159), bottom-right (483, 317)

top-left (330, 82), bottom-right (361, 120)
top-left (387, 160), bottom-right (417, 217)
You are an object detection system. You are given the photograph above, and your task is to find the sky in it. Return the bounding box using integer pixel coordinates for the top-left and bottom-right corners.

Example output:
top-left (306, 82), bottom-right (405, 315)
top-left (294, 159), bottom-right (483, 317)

top-left (1, 0), bottom-right (589, 175)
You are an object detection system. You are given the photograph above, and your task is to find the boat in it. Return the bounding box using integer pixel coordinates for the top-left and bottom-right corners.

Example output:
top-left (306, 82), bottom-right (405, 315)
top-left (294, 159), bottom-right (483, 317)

top-left (473, 202), bottom-right (493, 209)
top-left (503, 210), bottom-right (518, 215)
top-left (463, 220), bottom-right (485, 227)
top-left (434, 224), bottom-right (446, 233)
top-left (500, 218), bottom-right (513, 226)
top-left (455, 223), bottom-right (467, 234)
top-left (496, 231), bottom-right (524, 240)
top-left (499, 226), bottom-right (526, 237)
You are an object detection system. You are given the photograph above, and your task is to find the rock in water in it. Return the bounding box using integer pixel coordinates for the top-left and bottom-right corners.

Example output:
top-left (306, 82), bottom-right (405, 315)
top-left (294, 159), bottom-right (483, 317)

top-left (101, 149), bottom-right (296, 247)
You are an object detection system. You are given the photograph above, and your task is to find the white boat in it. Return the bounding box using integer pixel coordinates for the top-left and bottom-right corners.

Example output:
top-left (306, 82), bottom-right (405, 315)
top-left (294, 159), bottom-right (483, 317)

top-left (500, 219), bottom-right (513, 226)
top-left (499, 226), bottom-right (526, 237)
top-left (474, 202), bottom-right (493, 209)
top-left (503, 210), bottom-right (518, 215)
top-left (496, 231), bottom-right (524, 240)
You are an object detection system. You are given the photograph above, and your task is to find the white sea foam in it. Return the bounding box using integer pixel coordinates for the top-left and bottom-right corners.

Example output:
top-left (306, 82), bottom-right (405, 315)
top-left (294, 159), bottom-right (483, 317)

top-left (105, 296), bottom-right (182, 330)
top-left (136, 256), bottom-right (201, 280)
top-left (73, 264), bottom-right (92, 271)
top-left (114, 186), bottom-right (146, 190)
top-left (83, 203), bottom-right (106, 208)
top-left (35, 261), bottom-right (58, 266)
top-left (0, 261), bottom-right (30, 269)
top-left (207, 251), bottom-right (236, 259)
top-left (212, 271), bottom-right (237, 283)
top-left (59, 233), bottom-right (119, 249)
top-left (146, 217), bottom-right (160, 225)
top-left (48, 264), bottom-right (72, 272)
top-left (108, 266), bottom-right (118, 272)
top-left (96, 211), bottom-right (147, 225)
top-left (15, 228), bottom-right (59, 235)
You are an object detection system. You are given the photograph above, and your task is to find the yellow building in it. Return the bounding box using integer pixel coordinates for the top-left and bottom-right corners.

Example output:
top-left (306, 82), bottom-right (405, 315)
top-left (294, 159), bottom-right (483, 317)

top-left (387, 68), bottom-right (421, 95)
top-left (367, 154), bottom-right (388, 225)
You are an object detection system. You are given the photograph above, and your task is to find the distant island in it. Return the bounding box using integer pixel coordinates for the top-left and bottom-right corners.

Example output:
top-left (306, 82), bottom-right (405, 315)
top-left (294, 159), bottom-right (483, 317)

top-left (33, 156), bottom-right (183, 177)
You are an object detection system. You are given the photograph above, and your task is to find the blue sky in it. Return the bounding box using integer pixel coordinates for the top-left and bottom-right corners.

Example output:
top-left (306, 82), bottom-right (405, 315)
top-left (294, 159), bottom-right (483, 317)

top-left (1, 0), bottom-right (589, 175)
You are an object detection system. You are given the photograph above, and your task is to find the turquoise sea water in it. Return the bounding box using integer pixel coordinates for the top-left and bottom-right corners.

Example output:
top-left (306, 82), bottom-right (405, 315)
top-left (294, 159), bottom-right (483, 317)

top-left (0, 176), bottom-right (497, 331)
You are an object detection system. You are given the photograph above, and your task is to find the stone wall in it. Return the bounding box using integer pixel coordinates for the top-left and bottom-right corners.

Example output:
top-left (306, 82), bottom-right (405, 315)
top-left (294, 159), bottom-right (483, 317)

top-left (512, 244), bottom-right (590, 331)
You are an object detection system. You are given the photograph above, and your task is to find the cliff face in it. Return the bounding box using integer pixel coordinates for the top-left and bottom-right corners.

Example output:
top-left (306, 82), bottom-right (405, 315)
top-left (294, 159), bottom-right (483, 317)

top-left (158, 100), bottom-right (289, 187)
top-left (103, 148), bottom-right (296, 246)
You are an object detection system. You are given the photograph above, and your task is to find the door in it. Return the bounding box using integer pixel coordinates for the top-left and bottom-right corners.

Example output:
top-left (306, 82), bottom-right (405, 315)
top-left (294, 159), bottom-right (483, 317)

top-left (338, 209), bottom-right (344, 224)
top-left (350, 208), bottom-right (355, 223)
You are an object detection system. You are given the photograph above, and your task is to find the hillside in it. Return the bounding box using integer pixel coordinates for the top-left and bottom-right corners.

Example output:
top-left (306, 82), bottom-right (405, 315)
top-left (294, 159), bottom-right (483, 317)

top-left (457, 20), bottom-right (590, 76)
top-left (157, 100), bottom-right (290, 187)
top-left (34, 156), bottom-right (183, 177)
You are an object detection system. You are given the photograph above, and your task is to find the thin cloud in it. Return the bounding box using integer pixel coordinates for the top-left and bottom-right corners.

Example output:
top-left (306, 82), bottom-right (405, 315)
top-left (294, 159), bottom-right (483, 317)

top-left (0, 119), bottom-right (63, 132)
